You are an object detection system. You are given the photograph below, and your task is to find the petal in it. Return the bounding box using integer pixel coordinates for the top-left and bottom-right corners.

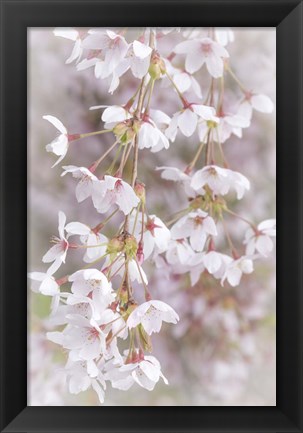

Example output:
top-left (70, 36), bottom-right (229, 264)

top-left (206, 55), bottom-right (224, 78)
top-left (177, 109), bottom-right (197, 137)
top-left (43, 115), bottom-right (67, 134)
top-left (65, 222), bottom-right (91, 235)
top-left (101, 106), bottom-right (129, 123)
top-left (75, 177), bottom-right (94, 202)
top-left (58, 211), bottom-right (67, 239)
top-left (39, 276), bottom-right (59, 296)
top-left (116, 182), bottom-right (140, 215)
top-left (133, 40), bottom-right (152, 59)
top-left (28, 272), bottom-right (46, 282)
top-left (130, 55), bottom-right (150, 79)
top-left (251, 94), bottom-right (274, 113)
top-left (79, 338), bottom-right (102, 360)
top-left (174, 39), bottom-right (200, 54)
top-left (190, 231), bottom-right (206, 252)
top-left (46, 135), bottom-right (68, 156)
top-left (42, 244), bottom-right (64, 263)
top-left (132, 369), bottom-right (155, 391)
top-left (256, 235), bottom-right (273, 256)
top-left (47, 331), bottom-right (64, 345)
top-left (192, 104), bottom-right (216, 121)
top-left (226, 267), bottom-right (242, 287)
top-left (53, 28), bottom-right (78, 41)
top-left (91, 380), bottom-right (105, 404)
top-left (173, 72), bottom-right (191, 93)
top-left (185, 51), bottom-right (205, 74)
top-left (139, 361), bottom-right (160, 382)
top-left (203, 216), bottom-right (218, 236)
top-left (258, 219), bottom-right (276, 232)
top-left (66, 39), bottom-right (82, 64)
top-left (51, 151), bottom-right (68, 168)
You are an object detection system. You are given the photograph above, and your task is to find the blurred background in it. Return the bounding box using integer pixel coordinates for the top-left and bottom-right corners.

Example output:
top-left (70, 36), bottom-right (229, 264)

top-left (28, 28), bottom-right (276, 406)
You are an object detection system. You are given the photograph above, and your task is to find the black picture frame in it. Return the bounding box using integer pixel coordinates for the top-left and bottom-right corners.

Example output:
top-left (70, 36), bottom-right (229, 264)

top-left (0, 0), bottom-right (302, 432)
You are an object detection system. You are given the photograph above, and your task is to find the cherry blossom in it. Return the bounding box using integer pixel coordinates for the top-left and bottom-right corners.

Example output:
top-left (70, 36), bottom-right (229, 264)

top-left (82, 29), bottom-right (129, 79)
top-left (30, 27), bottom-right (276, 405)
top-left (65, 357), bottom-right (106, 404)
top-left (166, 238), bottom-right (195, 266)
top-left (92, 175), bottom-right (140, 215)
top-left (106, 256), bottom-right (148, 285)
top-left (198, 111), bottom-right (250, 144)
top-left (127, 300), bottom-right (179, 334)
top-left (165, 103), bottom-right (217, 140)
top-left (221, 256), bottom-right (255, 287)
top-left (67, 269), bottom-right (115, 318)
top-left (174, 37), bottom-right (229, 77)
top-left (100, 104), bottom-right (132, 126)
top-left (203, 251), bottom-right (232, 277)
top-left (191, 165), bottom-right (250, 199)
top-left (43, 115), bottom-right (73, 167)
top-left (156, 166), bottom-right (196, 197)
top-left (105, 354), bottom-right (168, 391)
top-left (238, 92), bottom-right (274, 120)
top-left (164, 59), bottom-right (202, 98)
top-left (61, 166), bottom-right (98, 202)
top-left (53, 28), bottom-right (85, 64)
top-left (171, 209), bottom-right (217, 252)
top-left (47, 315), bottom-right (107, 361)
top-left (28, 261), bottom-right (60, 296)
top-left (244, 219), bottom-right (276, 256)
top-left (138, 116), bottom-right (170, 152)
top-left (127, 40), bottom-right (152, 79)
top-left (42, 211), bottom-right (70, 265)
top-left (130, 213), bottom-right (171, 260)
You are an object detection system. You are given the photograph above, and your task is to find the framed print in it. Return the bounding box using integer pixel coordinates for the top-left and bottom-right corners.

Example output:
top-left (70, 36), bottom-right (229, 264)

top-left (0, 0), bottom-right (302, 432)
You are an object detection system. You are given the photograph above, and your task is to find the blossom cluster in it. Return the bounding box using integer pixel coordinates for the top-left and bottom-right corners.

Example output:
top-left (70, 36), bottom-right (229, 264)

top-left (29, 27), bottom-right (275, 404)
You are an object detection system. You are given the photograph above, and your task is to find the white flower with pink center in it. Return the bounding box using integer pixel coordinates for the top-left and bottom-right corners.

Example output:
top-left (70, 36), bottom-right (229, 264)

top-left (191, 165), bottom-right (250, 199)
top-left (43, 115), bottom-right (79, 167)
top-left (221, 256), bottom-right (255, 287)
top-left (130, 213), bottom-right (171, 260)
top-left (138, 116), bottom-right (170, 153)
top-left (61, 165), bottom-right (98, 202)
top-left (65, 357), bottom-right (106, 404)
top-left (82, 232), bottom-right (108, 263)
top-left (42, 211), bottom-right (71, 266)
top-left (67, 269), bottom-right (115, 319)
top-left (63, 219), bottom-right (108, 263)
top-left (156, 166), bottom-right (196, 198)
top-left (92, 175), bottom-right (140, 215)
top-left (127, 40), bottom-right (152, 79)
top-left (203, 251), bottom-right (232, 276)
top-left (105, 256), bottom-right (148, 286)
top-left (174, 37), bottom-right (229, 77)
top-left (164, 59), bottom-right (202, 98)
top-left (47, 315), bottom-right (107, 361)
top-left (53, 28), bottom-right (85, 64)
top-left (165, 102), bottom-right (218, 141)
top-left (27, 261), bottom-right (60, 296)
top-left (99, 104), bottom-right (132, 127)
top-left (82, 29), bottom-right (129, 79)
top-left (105, 354), bottom-right (168, 391)
top-left (198, 111), bottom-right (250, 144)
top-left (171, 209), bottom-right (217, 252)
top-left (127, 300), bottom-right (179, 335)
top-left (238, 92), bottom-right (274, 120)
top-left (166, 238), bottom-right (195, 266)
top-left (244, 219), bottom-right (276, 257)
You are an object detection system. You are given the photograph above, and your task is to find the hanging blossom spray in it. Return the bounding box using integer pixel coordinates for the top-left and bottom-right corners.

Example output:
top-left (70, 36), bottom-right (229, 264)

top-left (28, 27), bottom-right (276, 404)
